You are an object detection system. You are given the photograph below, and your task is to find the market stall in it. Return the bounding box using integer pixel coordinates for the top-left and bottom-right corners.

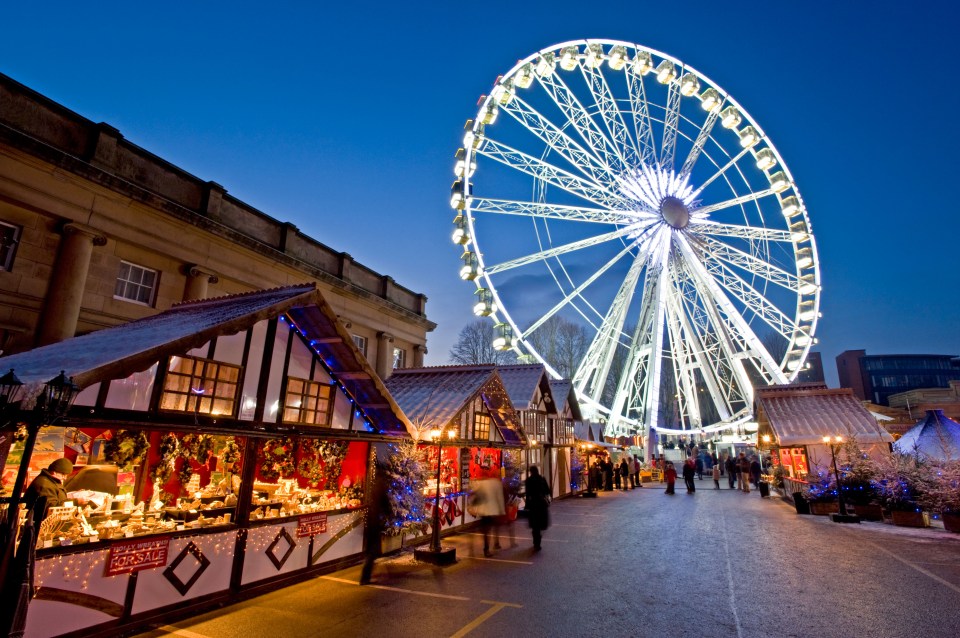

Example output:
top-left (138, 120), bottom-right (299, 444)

top-left (0, 284), bottom-right (414, 638)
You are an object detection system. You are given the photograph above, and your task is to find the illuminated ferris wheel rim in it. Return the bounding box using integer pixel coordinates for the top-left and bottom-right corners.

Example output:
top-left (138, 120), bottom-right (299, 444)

top-left (452, 39), bottom-right (822, 439)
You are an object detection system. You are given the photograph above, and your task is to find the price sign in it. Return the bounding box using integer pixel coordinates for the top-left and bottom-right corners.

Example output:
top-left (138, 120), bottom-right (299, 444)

top-left (104, 536), bottom-right (170, 576)
top-left (296, 512), bottom-right (328, 538)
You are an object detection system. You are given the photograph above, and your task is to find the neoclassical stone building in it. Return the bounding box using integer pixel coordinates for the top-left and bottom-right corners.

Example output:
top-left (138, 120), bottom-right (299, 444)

top-left (0, 72), bottom-right (434, 377)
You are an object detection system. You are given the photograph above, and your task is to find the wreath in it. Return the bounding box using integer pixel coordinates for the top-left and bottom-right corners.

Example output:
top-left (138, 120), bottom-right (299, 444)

top-left (220, 437), bottom-right (241, 466)
top-left (260, 437), bottom-right (296, 481)
top-left (104, 430), bottom-right (150, 470)
top-left (177, 433), bottom-right (214, 487)
top-left (318, 441), bottom-right (349, 490)
top-left (297, 439), bottom-right (324, 485)
top-left (150, 433), bottom-right (179, 485)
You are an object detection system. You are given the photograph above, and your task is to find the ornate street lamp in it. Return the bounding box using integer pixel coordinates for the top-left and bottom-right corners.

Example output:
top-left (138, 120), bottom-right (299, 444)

top-left (822, 435), bottom-right (860, 524)
top-left (414, 427), bottom-right (457, 565)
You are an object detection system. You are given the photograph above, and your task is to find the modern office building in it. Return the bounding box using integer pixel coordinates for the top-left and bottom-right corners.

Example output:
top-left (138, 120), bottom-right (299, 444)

top-left (836, 349), bottom-right (960, 406)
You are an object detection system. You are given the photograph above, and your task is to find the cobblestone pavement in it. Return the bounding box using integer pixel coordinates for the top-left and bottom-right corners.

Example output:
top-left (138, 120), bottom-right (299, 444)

top-left (137, 480), bottom-right (960, 638)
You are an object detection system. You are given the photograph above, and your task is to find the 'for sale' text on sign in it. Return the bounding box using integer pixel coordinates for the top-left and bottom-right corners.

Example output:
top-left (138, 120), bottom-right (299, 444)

top-left (104, 536), bottom-right (171, 576)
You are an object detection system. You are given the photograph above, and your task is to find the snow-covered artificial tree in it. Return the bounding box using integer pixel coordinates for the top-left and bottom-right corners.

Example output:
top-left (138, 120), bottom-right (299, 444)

top-left (382, 439), bottom-right (430, 537)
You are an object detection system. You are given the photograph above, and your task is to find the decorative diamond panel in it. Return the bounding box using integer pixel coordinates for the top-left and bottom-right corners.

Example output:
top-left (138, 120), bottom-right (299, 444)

top-left (266, 527), bottom-right (297, 570)
top-left (163, 541), bottom-right (211, 596)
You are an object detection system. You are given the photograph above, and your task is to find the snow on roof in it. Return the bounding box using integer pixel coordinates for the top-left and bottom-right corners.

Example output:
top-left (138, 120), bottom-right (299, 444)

top-left (0, 284), bottom-right (412, 435)
top-left (755, 385), bottom-right (894, 447)
top-left (893, 409), bottom-right (960, 461)
top-left (495, 364), bottom-right (550, 409)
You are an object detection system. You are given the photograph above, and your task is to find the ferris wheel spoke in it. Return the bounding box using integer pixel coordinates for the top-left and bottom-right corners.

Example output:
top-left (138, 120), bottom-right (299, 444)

top-left (663, 290), bottom-right (703, 428)
top-left (536, 71), bottom-right (630, 176)
top-left (678, 108), bottom-right (720, 182)
top-left (689, 146), bottom-right (752, 199)
top-left (692, 221), bottom-right (792, 243)
top-left (692, 188), bottom-right (778, 218)
top-left (697, 236), bottom-right (799, 290)
top-left (581, 65), bottom-right (640, 170)
top-left (520, 231), bottom-right (654, 339)
top-left (502, 96), bottom-right (618, 188)
top-left (675, 235), bottom-right (788, 385)
top-left (471, 198), bottom-right (647, 225)
top-left (478, 138), bottom-right (626, 210)
top-left (660, 81), bottom-right (682, 171)
top-left (625, 71), bottom-right (658, 168)
top-left (485, 223), bottom-right (647, 276)
top-left (573, 248), bottom-right (650, 404)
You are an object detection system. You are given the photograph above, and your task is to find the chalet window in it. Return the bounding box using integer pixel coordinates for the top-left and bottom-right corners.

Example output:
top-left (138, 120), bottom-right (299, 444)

top-left (283, 377), bottom-right (335, 426)
top-left (0, 221), bottom-right (21, 271)
top-left (474, 412), bottom-right (491, 440)
top-left (393, 346), bottom-right (406, 369)
top-left (352, 334), bottom-right (367, 357)
top-left (160, 355), bottom-right (240, 416)
top-left (114, 260), bottom-right (158, 306)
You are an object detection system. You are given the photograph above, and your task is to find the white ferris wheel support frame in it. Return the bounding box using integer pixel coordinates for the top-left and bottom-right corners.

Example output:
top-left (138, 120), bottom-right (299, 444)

top-left (451, 39), bottom-right (822, 459)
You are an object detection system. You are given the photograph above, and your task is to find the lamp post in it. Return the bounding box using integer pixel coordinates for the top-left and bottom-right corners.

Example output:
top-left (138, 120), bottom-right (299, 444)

top-left (822, 435), bottom-right (860, 524)
top-left (414, 427), bottom-right (457, 565)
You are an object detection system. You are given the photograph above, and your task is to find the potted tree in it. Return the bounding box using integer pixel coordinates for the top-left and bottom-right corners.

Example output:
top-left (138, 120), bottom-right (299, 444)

top-left (919, 460), bottom-right (960, 533)
top-left (803, 471), bottom-right (839, 516)
top-left (838, 439), bottom-right (883, 521)
top-left (874, 451), bottom-right (930, 528)
top-left (380, 440), bottom-right (429, 552)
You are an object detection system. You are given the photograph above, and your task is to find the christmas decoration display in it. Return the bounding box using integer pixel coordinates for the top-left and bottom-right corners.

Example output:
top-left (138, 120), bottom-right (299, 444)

top-left (381, 440), bottom-right (429, 537)
top-left (259, 437), bottom-right (296, 480)
top-left (297, 439), bottom-right (324, 485)
top-left (318, 440), bottom-right (349, 489)
top-left (104, 430), bottom-right (150, 470)
top-left (220, 436), bottom-right (241, 468)
top-left (150, 433), bottom-right (179, 485)
top-left (178, 433), bottom-right (215, 486)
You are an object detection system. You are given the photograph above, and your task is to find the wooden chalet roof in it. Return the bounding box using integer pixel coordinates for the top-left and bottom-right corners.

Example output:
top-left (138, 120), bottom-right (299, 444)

top-left (755, 384), bottom-right (894, 447)
top-left (0, 283), bottom-right (412, 435)
top-left (385, 365), bottom-right (526, 445)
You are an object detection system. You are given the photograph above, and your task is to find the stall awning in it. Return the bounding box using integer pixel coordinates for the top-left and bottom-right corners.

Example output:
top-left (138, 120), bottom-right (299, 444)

top-left (755, 384), bottom-right (894, 447)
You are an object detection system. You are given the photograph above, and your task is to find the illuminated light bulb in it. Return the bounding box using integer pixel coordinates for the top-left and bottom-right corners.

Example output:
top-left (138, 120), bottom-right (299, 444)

top-left (738, 126), bottom-right (759, 148)
top-left (584, 43), bottom-right (604, 68)
top-left (514, 63), bottom-right (534, 89)
top-left (607, 45), bottom-right (627, 70)
top-left (655, 60), bottom-right (676, 84)
top-left (720, 106), bottom-right (741, 129)
top-left (700, 88), bottom-right (721, 112)
top-left (535, 52), bottom-right (556, 76)
top-left (679, 73), bottom-right (700, 96)
top-left (559, 46), bottom-right (579, 70)
top-left (632, 50), bottom-right (653, 75)
top-left (769, 171), bottom-right (790, 192)
top-left (781, 196), bottom-right (801, 217)
top-left (753, 148), bottom-right (775, 171)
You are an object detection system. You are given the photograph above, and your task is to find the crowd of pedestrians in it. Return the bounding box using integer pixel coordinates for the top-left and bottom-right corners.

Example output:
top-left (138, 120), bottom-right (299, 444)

top-left (659, 449), bottom-right (767, 496)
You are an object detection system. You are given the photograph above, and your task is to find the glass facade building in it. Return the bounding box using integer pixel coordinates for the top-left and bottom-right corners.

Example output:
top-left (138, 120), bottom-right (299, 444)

top-left (836, 350), bottom-right (960, 405)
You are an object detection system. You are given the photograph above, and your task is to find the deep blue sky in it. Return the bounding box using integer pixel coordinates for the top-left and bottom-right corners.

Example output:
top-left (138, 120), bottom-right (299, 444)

top-left (3, 1), bottom-right (958, 387)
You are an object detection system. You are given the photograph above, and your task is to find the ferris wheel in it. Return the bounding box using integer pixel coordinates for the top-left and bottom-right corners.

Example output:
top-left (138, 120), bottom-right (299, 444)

top-left (450, 40), bottom-right (821, 441)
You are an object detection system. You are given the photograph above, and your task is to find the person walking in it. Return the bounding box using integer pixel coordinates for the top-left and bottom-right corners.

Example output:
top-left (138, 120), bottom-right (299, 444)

top-left (712, 462), bottom-right (721, 489)
top-left (524, 466), bottom-right (551, 551)
top-left (750, 455), bottom-right (762, 490)
top-left (632, 455), bottom-right (642, 488)
top-left (738, 452), bottom-right (751, 493)
top-left (360, 461), bottom-right (391, 584)
top-left (695, 454), bottom-right (704, 481)
top-left (470, 477), bottom-right (506, 556)
top-left (664, 461), bottom-right (677, 495)
top-left (682, 457), bottom-right (696, 494)
top-left (725, 454), bottom-right (737, 489)
top-left (618, 458), bottom-right (630, 491)
top-left (613, 458), bottom-right (622, 490)
top-left (603, 458), bottom-right (614, 491)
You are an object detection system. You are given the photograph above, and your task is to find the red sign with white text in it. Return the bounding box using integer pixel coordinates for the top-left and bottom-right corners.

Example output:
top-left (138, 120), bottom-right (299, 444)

top-left (104, 536), bottom-right (170, 576)
top-left (296, 512), bottom-right (328, 538)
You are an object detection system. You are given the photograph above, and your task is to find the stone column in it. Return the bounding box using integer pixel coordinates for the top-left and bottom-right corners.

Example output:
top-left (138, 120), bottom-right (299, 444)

top-left (413, 344), bottom-right (427, 368)
top-left (37, 223), bottom-right (107, 346)
top-left (375, 332), bottom-right (394, 380)
top-left (182, 265), bottom-right (220, 302)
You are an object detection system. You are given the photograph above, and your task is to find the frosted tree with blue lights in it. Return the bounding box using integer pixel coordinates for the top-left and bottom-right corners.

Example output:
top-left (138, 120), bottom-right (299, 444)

top-left (382, 439), bottom-right (430, 537)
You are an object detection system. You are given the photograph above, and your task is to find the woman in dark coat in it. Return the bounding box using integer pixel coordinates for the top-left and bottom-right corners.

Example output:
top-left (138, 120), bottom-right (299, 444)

top-left (682, 457), bottom-right (696, 494)
top-left (524, 466), bottom-right (550, 551)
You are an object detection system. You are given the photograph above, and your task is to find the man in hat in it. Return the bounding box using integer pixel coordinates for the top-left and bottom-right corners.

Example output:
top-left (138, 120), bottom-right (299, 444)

top-left (23, 458), bottom-right (73, 528)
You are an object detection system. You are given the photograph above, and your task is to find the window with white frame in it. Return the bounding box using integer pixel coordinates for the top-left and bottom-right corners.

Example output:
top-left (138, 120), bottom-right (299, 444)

top-left (352, 334), bottom-right (368, 357)
top-left (114, 260), bottom-right (158, 305)
top-left (393, 346), bottom-right (406, 369)
top-left (0, 221), bottom-right (22, 272)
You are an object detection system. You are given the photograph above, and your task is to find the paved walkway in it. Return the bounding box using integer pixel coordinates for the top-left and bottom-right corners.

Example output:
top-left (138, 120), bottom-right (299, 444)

top-left (138, 479), bottom-right (960, 638)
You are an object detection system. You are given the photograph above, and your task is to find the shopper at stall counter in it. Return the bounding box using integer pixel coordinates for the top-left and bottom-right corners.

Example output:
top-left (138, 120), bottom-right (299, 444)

top-left (524, 466), bottom-right (550, 551)
top-left (23, 458), bottom-right (73, 528)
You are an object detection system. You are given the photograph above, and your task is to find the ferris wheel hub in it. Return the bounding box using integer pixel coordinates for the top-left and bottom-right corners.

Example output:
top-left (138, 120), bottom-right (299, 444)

top-left (659, 196), bottom-right (690, 229)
